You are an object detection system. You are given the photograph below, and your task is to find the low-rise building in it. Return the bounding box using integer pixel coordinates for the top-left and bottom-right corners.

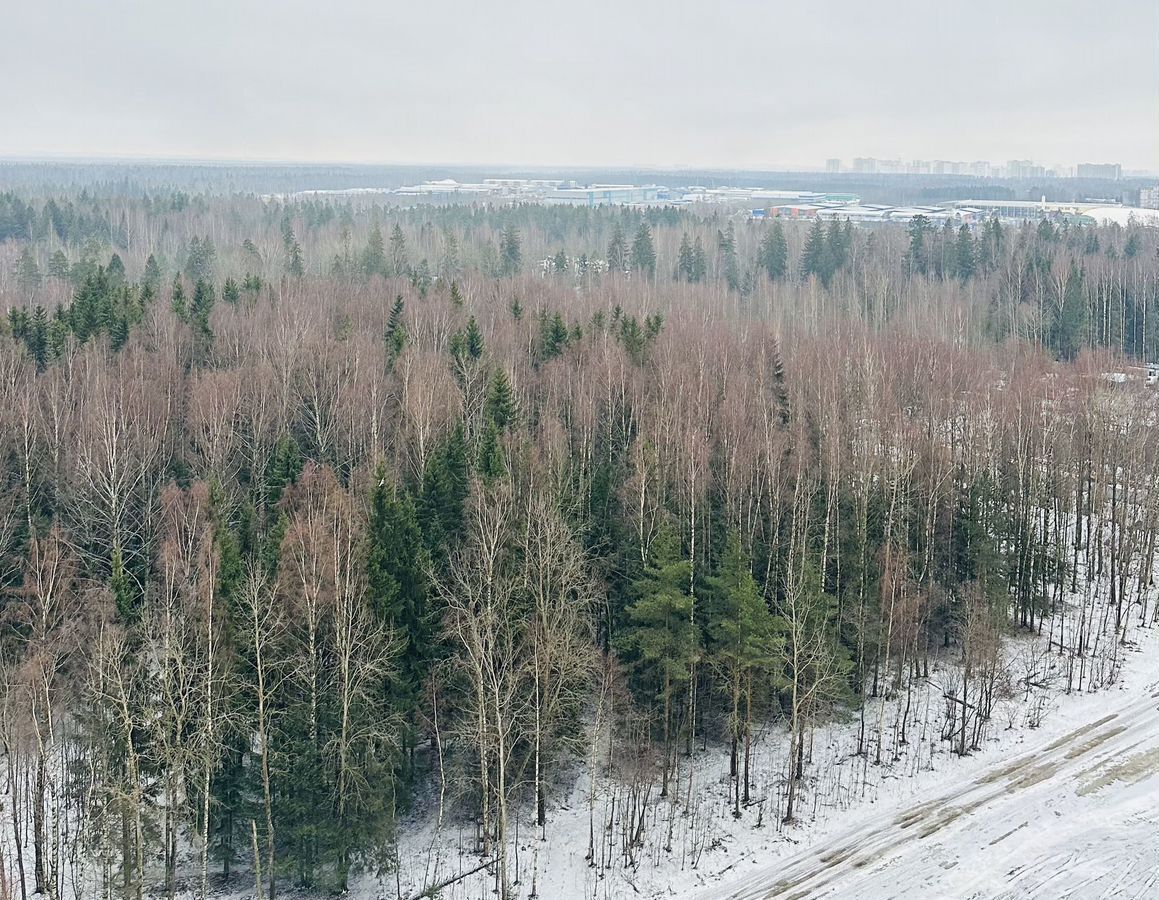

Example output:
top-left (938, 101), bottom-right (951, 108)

top-left (769, 204), bottom-right (822, 218)
top-left (542, 184), bottom-right (663, 206)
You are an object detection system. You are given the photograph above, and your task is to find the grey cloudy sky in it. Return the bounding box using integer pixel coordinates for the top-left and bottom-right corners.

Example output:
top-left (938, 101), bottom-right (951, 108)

top-left (3, 0), bottom-right (1156, 169)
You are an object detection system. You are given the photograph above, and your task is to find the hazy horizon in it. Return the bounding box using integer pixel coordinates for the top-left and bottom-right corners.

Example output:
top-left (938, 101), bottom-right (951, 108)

top-left (3, 0), bottom-right (1156, 170)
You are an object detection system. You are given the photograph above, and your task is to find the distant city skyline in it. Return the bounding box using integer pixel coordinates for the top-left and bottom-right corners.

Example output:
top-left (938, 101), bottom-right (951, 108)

top-left (3, 0), bottom-right (1156, 171)
top-left (2, 152), bottom-right (1153, 182)
top-left (819, 158), bottom-right (1148, 179)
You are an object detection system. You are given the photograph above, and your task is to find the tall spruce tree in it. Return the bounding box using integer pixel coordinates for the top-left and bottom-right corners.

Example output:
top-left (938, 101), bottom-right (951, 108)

top-left (390, 223), bottom-right (409, 277)
top-left (618, 524), bottom-right (699, 797)
top-left (630, 222), bottom-right (656, 277)
top-left (606, 224), bottom-right (627, 274)
top-left (826, 219), bottom-right (849, 273)
top-left (367, 473), bottom-right (432, 773)
top-left (1056, 260), bottom-right (1088, 360)
top-left (801, 218), bottom-right (832, 284)
top-left (171, 276), bottom-right (188, 323)
top-left (955, 224), bottom-right (976, 280)
top-left (677, 233), bottom-right (694, 281)
top-left (47, 248), bottom-right (70, 280)
top-left (17, 246), bottom-right (40, 295)
top-left (906, 215), bottom-right (931, 275)
top-left (420, 423), bottom-right (470, 559)
top-left (363, 223), bottom-right (387, 277)
top-left (759, 220), bottom-right (788, 280)
top-left (190, 279), bottom-right (216, 364)
top-left (707, 534), bottom-right (785, 813)
top-left (476, 418), bottom-right (506, 483)
top-left (691, 235), bottom-right (707, 282)
top-left (718, 223), bottom-right (740, 291)
top-left (499, 224), bottom-right (522, 276)
top-left (385, 295), bottom-right (407, 362)
top-left (222, 276), bottom-right (241, 305)
top-left (286, 241), bottom-right (304, 277)
top-left (486, 368), bottom-right (518, 430)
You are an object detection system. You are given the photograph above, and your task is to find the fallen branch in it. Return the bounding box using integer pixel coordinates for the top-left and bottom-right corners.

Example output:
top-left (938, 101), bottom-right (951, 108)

top-left (401, 859), bottom-right (493, 900)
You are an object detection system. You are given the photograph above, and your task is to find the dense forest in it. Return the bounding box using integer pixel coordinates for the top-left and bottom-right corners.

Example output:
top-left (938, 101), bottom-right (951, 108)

top-left (0, 186), bottom-right (1157, 899)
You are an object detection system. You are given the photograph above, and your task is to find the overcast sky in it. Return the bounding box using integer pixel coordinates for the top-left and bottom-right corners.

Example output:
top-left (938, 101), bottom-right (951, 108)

top-left (3, 0), bottom-right (1156, 170)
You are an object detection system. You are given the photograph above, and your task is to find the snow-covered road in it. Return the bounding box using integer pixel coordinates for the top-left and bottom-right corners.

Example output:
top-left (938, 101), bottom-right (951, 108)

top-left (707, 675), bottom-right (1159, 899)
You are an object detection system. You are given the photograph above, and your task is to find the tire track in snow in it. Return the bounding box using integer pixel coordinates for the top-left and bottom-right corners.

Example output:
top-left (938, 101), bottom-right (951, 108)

top-left (705, 689), bottom-right (1159, 900)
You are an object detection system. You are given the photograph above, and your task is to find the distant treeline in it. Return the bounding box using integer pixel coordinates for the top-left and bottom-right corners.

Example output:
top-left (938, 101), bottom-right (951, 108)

top-left (0, 161), bottom-right (1144, 203)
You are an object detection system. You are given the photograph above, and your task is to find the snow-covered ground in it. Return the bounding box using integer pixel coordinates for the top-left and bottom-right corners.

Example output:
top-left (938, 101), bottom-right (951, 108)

top-left (12, 582), bottom-right (1150, 900)
top-left (706, 637), bottom-right (1159, 899)
top-left (391, 606), bottom-right (1159, 900)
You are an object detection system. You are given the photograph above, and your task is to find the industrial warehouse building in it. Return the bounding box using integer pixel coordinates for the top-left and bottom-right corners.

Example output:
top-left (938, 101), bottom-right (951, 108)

top-left (542, 184), bottom-right (665, 206)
